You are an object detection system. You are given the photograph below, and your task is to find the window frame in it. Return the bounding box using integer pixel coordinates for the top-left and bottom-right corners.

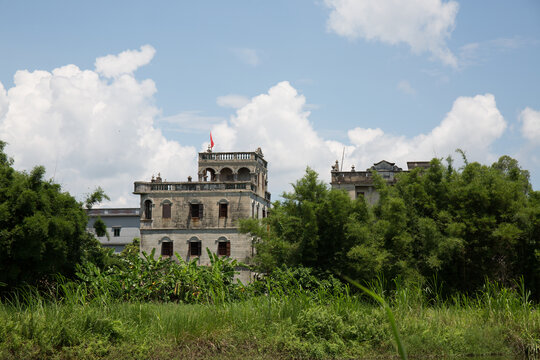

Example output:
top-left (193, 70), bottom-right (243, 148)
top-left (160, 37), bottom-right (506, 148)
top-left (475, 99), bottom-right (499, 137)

top-left (190, 203), bottom-right (203, 219)
top-left (161, 241), bottom-right (173, 257)
top-left (219, 203), bottom-right (228, 218)
top-left (144, 200), bottom-right (152, 220)
top-left (162, 202), bottom-right (172, 219)
top-left (189, 241), bottom-right (201, 256)
top-left (217, 241), bottom-right (230, 257)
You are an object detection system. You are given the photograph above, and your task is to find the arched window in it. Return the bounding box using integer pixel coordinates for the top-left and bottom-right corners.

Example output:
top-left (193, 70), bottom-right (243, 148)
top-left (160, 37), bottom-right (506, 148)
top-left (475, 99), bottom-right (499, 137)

top-left (220, 167), bottom-right (233, 182)
top-left (238, 167), bottom-right (250, 181)
top-left (189, 200), bottom-right (203, 220)
top-left (144, 200), bottom-right (152, 220)
top-left (162, 200), bottom-right (172, 219)
top-left (219, 199), bottom-right (229, 218)
top-left (217, 236), bottom-right (230, 257)
top-left (189, 237), bottom-right (201, 256)
top-left (204, 168), bottom-right (216, 182)
top-left (161, 237), bottom-right (173, 257)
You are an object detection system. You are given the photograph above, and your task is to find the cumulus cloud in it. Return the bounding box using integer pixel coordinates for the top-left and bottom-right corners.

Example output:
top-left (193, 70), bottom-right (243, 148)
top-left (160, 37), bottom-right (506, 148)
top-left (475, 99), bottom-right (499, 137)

top-left (95, 44), bottom-right (156, 78)
top-left (0, 49), bottom-right (512, 205)
top-left (216, 94), bottom-right (250, 109)
top-left (324, 0), bottom-right (459, 67)
top-left (0, 46), bottom-right (196, 206)
top-left (213, 82), bottom-right (506, 195)
top-left (347, 93), bottom-right (506, 167)
top-left (520, 107), bottom-right (540, 143)
top-left (211, 81), bottom-right (342, 191)
top-left (232, 48), bottom-right (260, 67)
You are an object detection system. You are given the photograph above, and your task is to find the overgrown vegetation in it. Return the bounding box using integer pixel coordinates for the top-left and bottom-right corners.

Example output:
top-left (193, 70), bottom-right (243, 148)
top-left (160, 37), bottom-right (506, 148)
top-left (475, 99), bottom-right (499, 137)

top-left (1, 267), bottom-right (539, 359)
top-left (242, 154), bottom-right (540, 298)
top-left (0, 141), bottom-right (108, 291)
top-left (1, 142), bottom-right (539, 359)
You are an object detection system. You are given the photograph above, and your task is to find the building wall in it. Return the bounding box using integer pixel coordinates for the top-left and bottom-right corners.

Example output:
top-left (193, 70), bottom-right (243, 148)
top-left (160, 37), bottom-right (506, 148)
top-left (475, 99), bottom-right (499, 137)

top-left (140, 229), bottom-right (253, 264)
top-left (135, 150), bottom-right (271, 283)
top-left (87, 209), bottom-right (140, 253)
top-left (140, 191), bottom-right (265, 230)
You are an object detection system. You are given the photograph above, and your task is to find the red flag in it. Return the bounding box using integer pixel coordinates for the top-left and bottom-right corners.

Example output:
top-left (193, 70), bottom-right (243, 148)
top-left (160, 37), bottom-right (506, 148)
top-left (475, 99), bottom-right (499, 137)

top-left (210, 132), bottom-right (215, 149)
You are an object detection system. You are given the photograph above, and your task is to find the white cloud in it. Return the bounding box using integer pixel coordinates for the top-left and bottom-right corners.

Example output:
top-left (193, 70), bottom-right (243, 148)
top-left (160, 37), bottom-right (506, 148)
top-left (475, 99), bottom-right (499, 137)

top-left (397, 80), bottom-right (416, 95)
top-left (216, 94), bottom-right (250, 109)
top-left (232, 48), bottom-right (260, 67)
top-left (95, 44), bottom-right (156, 78)
top-left (520, 107), bottom-right (540, 143)
top-left (212, 81), bottom-right (342, 192)
top-left (213, 83), bottom-right (507, 196)
top-left (0, 46), bottom-right (196, 207)
top-left (346, 93), bottom-right (506, 168)
top-left (324, 0), bottom-right (459, 67)
top-left (0, 50), bottom-right (513, 205)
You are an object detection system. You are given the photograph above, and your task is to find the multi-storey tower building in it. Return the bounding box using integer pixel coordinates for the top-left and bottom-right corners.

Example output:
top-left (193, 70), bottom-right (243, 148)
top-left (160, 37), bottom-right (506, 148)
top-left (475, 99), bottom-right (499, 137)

top-left (133, 148), bottom-right (270, 281)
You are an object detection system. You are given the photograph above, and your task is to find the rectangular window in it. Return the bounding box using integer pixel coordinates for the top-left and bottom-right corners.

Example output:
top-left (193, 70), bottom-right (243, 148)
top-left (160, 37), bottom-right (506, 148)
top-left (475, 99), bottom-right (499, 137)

top-left (161, 242), bottom-right (173, 257)
top-left (113, 227), bottom-right (120, 237)
top-left (190, 204), bottom-right (203, 219)
top-left (219, 203), bottom-right (228, 218)
top-left (190, 241), bottom-right (201, 256)
top-left (218, 241), bottom-right (230, 256)
top-left (162, 203), bottom-right (171, 219)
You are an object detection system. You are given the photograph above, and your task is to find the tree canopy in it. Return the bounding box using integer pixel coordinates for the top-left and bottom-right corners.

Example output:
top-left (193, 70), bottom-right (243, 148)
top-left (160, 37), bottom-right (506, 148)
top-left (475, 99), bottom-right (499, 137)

top-left (242, 157), bottom-right (540, 296)
top-left (0, 141), bottom-right (104, 290)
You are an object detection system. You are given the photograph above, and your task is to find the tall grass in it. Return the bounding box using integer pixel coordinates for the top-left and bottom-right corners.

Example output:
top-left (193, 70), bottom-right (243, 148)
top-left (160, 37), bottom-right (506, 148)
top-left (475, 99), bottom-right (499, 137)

top-left (1, 262), bottom-right (539, 359)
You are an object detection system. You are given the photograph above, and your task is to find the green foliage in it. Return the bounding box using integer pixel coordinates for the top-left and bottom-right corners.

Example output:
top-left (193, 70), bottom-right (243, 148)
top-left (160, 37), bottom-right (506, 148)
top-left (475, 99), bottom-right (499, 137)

top-left (0, 141), bottom-right (105, 291)
top-left (2, 278), bottom-right (537, 359)
top-left (241, 167), bottom-right (370, 276)
top-left (93, 216), bottom-right (107, 238)
top-left (74, 247), bottom-right (249, 303)
top-left (84, 186), bottom-right (110, 210)
top-left (243, 156), bottom-right (540, 297)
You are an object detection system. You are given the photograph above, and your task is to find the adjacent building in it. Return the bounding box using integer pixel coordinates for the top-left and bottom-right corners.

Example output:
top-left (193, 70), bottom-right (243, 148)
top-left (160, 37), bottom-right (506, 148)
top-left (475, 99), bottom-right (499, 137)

top-left (133, 148), bottom-right (271, 281)
top-left (86, 208), bottom-right (141, 253)
top-left (331, 160), bottom-right (430, 204)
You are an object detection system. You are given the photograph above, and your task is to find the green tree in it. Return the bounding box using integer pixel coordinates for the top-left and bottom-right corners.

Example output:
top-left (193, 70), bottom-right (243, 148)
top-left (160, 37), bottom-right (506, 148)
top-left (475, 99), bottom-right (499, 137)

top-left (241, 167), bottom-right (370, 275)
top-left (0, 141), bottom-right (105, 290)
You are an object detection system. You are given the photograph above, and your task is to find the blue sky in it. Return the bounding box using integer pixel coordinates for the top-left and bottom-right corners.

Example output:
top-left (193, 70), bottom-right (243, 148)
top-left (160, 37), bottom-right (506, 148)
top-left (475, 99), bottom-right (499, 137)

top-left (0, 1), bottom-right (539, 205)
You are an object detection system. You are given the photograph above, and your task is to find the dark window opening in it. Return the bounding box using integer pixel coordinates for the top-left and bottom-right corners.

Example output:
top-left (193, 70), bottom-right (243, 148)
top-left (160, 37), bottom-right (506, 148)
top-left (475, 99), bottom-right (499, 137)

top-left (218, 241), bottom-right (230, 256)
top-left (161, 241), bottom-right (173, 257)
top-left (356, 192), bottom-right (365, 198)
top-left (162, 203), bottom-right (171, 219)
top-left (190, 241), bottom-right (201, 256)
top-left (219, 203), bottom-right (228, 218)
top-left (190, 203), bottom-right (203, 219)
top-left (262, 209), bottom-right (266, 218)
top-left (113, 228), bottom-right (120, 237)
top-left (144, 200), bottom-right (152, 219)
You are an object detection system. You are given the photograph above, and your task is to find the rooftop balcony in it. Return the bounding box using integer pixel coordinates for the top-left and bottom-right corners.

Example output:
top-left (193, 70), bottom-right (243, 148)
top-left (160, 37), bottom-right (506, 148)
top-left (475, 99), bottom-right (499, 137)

top-left (199, 151), bottom-right (267, 167)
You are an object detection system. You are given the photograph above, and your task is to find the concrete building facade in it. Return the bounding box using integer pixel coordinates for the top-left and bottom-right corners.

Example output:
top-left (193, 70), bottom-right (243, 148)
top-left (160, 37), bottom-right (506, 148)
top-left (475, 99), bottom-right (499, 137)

top-left (86, 208), bottom-right (141, 253)
top-left (331, 160), bottom-right (430, 205)
top-left (133, 148), bottom-right (271, 281)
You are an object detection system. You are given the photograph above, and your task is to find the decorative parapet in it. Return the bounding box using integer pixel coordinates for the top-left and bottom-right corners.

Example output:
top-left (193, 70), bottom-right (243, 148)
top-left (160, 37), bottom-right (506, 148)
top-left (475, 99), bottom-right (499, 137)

top-left (133, 181), bottom-right (256, 194)
top-left (331, 171), bottom-right (374, 185)
top-left (199, 151), bottom-right (267, 168)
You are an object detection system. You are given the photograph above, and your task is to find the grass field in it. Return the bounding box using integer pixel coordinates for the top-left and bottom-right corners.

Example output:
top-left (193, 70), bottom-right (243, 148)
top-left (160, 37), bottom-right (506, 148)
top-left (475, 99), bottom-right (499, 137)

top-left (1, 281), bottom-right (539, 359)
